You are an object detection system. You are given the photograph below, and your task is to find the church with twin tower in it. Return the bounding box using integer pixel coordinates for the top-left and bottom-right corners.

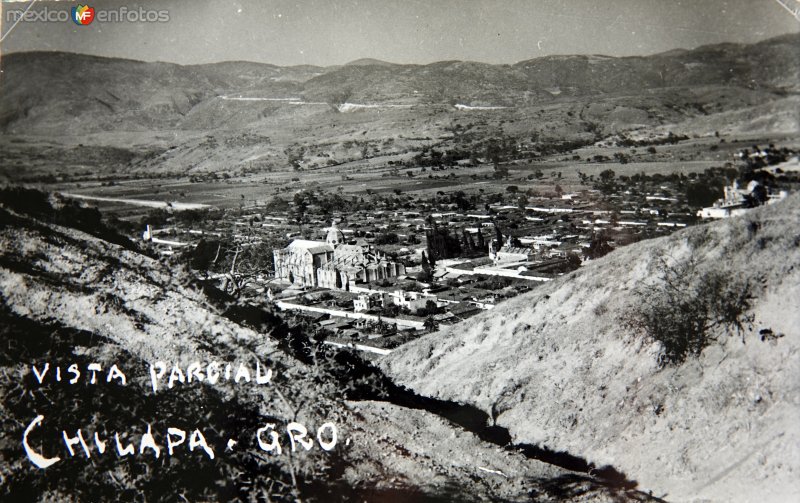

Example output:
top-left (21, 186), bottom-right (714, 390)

top-left (273, 222), bottom-right (406, 290)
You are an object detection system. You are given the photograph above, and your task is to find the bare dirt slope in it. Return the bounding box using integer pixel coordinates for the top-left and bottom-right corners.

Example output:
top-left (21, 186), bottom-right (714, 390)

top-left (382, 195), bottom-right (800, 502)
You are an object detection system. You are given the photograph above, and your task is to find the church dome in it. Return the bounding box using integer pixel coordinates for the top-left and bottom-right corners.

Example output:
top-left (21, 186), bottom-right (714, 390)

top-left (325, 221), bottom-right (345, 246)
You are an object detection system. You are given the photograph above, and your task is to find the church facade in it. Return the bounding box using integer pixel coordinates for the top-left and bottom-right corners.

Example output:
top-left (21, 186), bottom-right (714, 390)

top-left (273, 223), bottom-right (406, 290)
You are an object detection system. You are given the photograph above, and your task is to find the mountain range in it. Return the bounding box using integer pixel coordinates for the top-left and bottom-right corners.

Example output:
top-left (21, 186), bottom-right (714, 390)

top-left (1, 32), bottom-right (797, 135)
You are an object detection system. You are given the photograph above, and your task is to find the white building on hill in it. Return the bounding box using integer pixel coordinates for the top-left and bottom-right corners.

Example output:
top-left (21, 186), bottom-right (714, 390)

top-left (697, 180), bottom-right (787, 219)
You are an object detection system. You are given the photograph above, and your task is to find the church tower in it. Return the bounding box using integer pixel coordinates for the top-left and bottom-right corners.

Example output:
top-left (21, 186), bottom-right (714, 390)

top-left (325, 221), bottom-right (344, 246)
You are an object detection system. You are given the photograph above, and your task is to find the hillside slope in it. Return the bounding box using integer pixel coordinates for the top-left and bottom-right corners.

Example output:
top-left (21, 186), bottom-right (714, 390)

top-left (0, 193), bottom-right (658, 501)
top-left (382, 195), bottom-right (800, 502)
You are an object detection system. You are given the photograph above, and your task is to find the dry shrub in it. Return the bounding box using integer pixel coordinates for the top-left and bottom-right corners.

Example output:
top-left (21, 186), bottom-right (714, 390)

top-left (622, 253), bottom-right (753, 366)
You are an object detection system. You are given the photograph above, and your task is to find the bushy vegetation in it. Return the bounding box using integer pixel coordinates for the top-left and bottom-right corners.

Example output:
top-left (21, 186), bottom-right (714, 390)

top-left (623, 253), bottom-right (753, 366)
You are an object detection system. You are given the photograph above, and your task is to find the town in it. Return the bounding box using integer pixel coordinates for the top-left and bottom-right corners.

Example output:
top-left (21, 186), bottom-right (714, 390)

top-left (130, 145), bottom-right (799, 356)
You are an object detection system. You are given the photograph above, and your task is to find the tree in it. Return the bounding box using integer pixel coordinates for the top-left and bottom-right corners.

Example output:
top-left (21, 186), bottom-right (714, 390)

top-left (452, 191), bottom-right (472, 211)
top-left (597, 169), bottom-right (617, 194)
top-left (221, 240), bottom-right (276, 298)
top-left (418, 251), bottom-right (433, 282)
top-left (686, 182), bottom-right (723, 207)
top-left (742, 183), bottom-right (768, 208)
top-left (189, 239), bottom-right (217, 271)
top-left (292, 192), bottom-right (309, 231)
top-left (493, 166), bottom-right (509, 179)
top-left (565, 252), bottom-right (582, 271)
top-left (461, 229), bottom-right (475, 253)
top-left (374, 232), bottom-right (399, 245)
top-left (583, 231), bottom-right (614, 260)
top-left (265, 196), bottom-right (290, 212)
top-left (492, 221), bottom-right (503, 247)
top-left (424, 316), bottom-right (439, 333)
top-left (476, 227), bottom-right (486, 250)
top-left (613, 152), bottom-right (629, 164)
top-left (599, 169), bottom-right (616, 182)
top-left (487, 140), bottom-right (502, 169)
top-left (187, 228), bottom-right (281, 298)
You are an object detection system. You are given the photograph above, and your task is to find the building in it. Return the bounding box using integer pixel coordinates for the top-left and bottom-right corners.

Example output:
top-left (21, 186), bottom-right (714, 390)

top-left (697, 180), bottom-right (787, 219)
top-left (386, 289), bottom-right (438, 311)
top-left (273, 239), bottom-right (334, 286)
top-left (354, 293), bottom-right (379, 312)
top-left (490, 235), bottom-right (533, 264)
top-left (273, 222), bottom-right (406, 289)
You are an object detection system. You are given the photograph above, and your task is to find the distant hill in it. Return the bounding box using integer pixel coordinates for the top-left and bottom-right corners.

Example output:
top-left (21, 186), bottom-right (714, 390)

top-left (1, 32), bottom-right (797, 134)
top-left (512, 33), bottom-right (800, 94)
top-left (382, 194), bottom-right (800, 502)
top-left (344, 58), bottom-right (396, 67)
top-left (0, 52), bottom-right (321, 133)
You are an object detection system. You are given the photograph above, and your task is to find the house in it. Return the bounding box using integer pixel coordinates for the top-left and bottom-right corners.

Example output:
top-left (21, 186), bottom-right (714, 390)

top-left (354, 293), bottom-right (380, 312)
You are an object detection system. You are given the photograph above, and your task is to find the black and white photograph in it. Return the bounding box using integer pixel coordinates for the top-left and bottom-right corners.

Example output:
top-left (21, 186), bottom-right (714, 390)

top-left (0, 1), bottom-right (799, 501)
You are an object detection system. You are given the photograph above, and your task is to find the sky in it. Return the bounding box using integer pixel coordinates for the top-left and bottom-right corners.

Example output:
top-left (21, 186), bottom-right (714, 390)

top-left (1, 0), bottom-right (798, 66)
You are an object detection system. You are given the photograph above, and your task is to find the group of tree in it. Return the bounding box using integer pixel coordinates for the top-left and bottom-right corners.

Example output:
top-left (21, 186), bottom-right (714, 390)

top-left (485, 137), bottom-right (518, 167)
top-left (425, 218), bottom-right (463, 262)
top-left (735, 144), bottom-right (795, 204)
top-left (410, 147), bottom-right (474, 168)
top-left (739, 144), bottom-right (792, 171)
top-left (373, 231), bottom-right (399, 245)
top-left (596, 168), bottom-right (617, 194)
top-left (615, 131), bottom-right (689, 148)
top-left (416, 299), bottom-right (442, 317)
top-left (460, 227), bottom-right (487, 257)
top-left (686, 182), bottom-right (724, 208)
